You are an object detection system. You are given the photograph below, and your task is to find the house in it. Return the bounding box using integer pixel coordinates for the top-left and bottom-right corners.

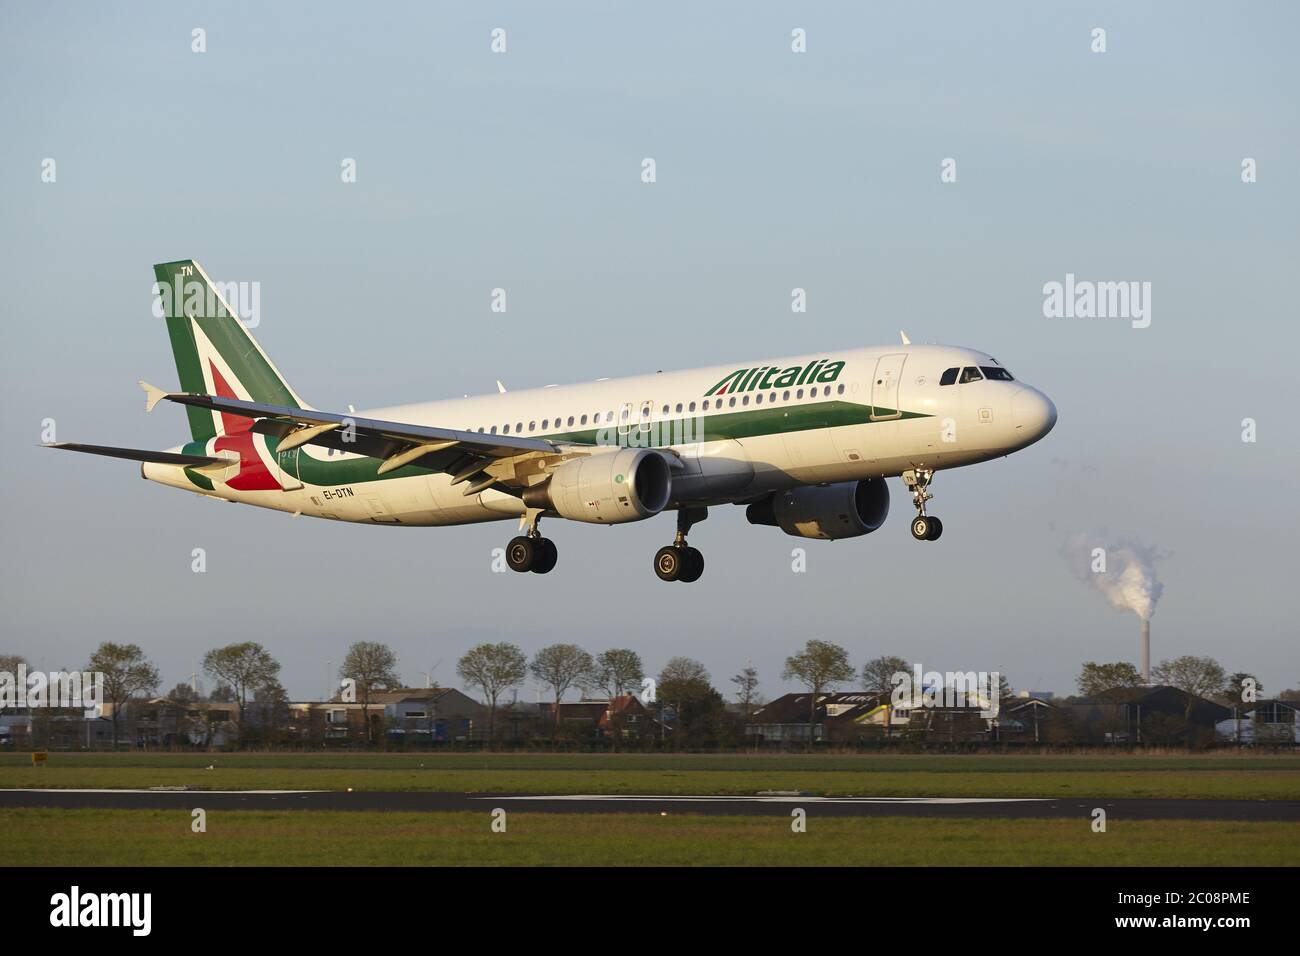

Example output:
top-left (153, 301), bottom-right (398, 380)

top-left (100, 698), bottom-right (240, 748)
top-left (375, 687), bottom-right (486, 742)
top-left (1065, 686), bottom-right (1231, 743)
top-left (749, 692), bottom-right (897, 743)
top-left (993, 695), bottom-right (1057, 743)
top-left (287, 688), bottom-right (487, 744)
top-left (749, 691), bottom-right (1055, 744)
top-left (1215, 700), bottom-right (1299, 745)
top-left (540, 694), bottom-right (656, 741)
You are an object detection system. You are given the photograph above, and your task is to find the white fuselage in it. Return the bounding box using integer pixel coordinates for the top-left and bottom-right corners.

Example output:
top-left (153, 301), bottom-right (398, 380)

top-left (144, 343), bottom-right (1057, 527)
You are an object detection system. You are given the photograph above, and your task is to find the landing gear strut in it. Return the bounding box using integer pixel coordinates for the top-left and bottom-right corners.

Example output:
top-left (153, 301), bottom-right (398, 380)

top-left (654, 507), bottom-right (706, 582)
top-left (903, 467), bottom-right (943, 542)
top-left (506, 508), bottom-right (558, 574)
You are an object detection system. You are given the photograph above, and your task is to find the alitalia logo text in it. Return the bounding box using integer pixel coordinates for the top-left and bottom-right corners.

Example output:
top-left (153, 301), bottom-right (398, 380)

top-left (705, 359), bottom-right (845, 396)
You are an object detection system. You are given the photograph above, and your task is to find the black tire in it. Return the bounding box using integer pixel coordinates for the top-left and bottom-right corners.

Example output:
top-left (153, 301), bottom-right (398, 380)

top-left (531, 537), bottom-right (558, 574)
top-left (654, 545), bottom-right (683, 582)
top-left (678, 547), bottom-right (704, 583)
top-left (910, 516), bottom-right (931, 540)
top-left (925, 516), bottom-right (943, 541)
top-left (506, 536), bottom-right (536, 572)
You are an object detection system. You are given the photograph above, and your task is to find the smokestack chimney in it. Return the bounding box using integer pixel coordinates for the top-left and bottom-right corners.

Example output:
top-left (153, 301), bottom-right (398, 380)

top-left (1140, 619), bottom-right (1150, 684)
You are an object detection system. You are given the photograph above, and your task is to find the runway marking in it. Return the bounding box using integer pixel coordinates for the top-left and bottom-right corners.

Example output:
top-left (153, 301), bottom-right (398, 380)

top-left (4, 788), bottom-right (324, 795)
top-left (477, 795), bottom-right (1051, 804)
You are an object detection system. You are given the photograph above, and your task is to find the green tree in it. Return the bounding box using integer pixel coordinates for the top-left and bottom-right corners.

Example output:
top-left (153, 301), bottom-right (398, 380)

top-left (530, 644), bottom-right (596, 736)
top-left (1152, 655), bottom-right (1227, 719)
top-left (783, 640), bottom-right (855, 747)
top-left (457, 643), bottom-right (528, 746)
top-left (340, 641), bottom-right (401, 745)
top-left (202, 642), bottom-right (281, 740)
top-left (595, 649), bottom-right (644, 697)
top-left (1222, 672), bottom-right (1262, 704)
top-left (86, 642), bottom-right (160, 749)
top-left (1076, 661), bottom-right (1143, 700)
top-left (861, 655), bottom-right (910, 696)
top-left (657, 657), bottom-right (719, 749)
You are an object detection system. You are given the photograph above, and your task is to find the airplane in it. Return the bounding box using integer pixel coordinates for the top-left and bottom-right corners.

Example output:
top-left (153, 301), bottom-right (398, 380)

top-left (47, 259), bottom-right (1057, 583)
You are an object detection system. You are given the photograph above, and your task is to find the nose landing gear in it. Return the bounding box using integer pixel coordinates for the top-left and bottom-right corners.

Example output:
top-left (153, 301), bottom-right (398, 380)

top-left (654, 507), bottom-right (707, 582)
top-left (903, 467), bottom-right (943, 541)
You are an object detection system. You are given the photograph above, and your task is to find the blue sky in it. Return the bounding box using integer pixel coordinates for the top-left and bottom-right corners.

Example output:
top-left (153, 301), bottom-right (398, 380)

top-left (2, 1), bottom-right (1296, 701)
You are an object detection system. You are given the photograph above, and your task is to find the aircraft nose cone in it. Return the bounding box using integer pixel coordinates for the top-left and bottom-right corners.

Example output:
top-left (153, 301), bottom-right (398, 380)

top-left (1011, 387), bottom-right (1057, 441)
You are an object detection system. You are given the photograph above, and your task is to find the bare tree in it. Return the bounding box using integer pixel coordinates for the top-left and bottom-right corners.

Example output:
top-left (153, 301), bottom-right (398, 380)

top-left (86, 642), bottom-right (160, 749)
top-left (731, 665), bottom-right (760, 713)
top-left (530, 644), bottom-right (596, 736)
top-left (783, 640), bottom-right (855, 748)
top-left (340, 641), bottom-right (401, 745)
top-left (457, 643), bottom-right (528, 746)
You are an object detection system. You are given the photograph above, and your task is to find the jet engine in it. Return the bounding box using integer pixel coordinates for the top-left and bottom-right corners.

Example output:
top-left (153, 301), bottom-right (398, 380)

top-left (745, 478), bottom-right (889, 540)
top-left (523, 447), bottom-right (672, 524)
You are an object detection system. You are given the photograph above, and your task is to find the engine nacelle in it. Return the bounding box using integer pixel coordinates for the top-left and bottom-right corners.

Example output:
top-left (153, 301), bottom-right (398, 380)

top-left (745, 479), bottom-right (889, 540)
top-left (524, 447), bottom-right (672, 524)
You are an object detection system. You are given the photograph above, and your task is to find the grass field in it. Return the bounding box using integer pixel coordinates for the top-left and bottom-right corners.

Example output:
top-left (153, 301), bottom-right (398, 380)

top-left (3, 751), bottom-right (1300, 799)
top-left (8, 806), bottom-right (1299, 866)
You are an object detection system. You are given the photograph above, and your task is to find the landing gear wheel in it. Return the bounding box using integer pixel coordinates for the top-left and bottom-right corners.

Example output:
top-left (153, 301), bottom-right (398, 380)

top-left (910, 516), bottom-right (932, 541)
top-left (654, 546), bottom-right (684, 582)
top-left (506, 536), bottom-right (537, 572)
top-left (531, 537), bottom-right (558, 574)
top-left (925, 517), bottom-right (943, 541)
top-left (678, 546), bottom-right (705, 583)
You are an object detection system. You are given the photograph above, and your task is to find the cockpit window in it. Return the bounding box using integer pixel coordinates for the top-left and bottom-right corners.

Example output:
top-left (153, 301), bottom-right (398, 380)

top-left (959, 367), bottom-right (983, 384)
top-left (939, 367), bottom-right (959, 386)
top-left (980, 366), bottom-right (1014, 381)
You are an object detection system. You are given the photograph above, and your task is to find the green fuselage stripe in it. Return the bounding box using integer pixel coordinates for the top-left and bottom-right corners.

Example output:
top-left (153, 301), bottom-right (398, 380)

top-left (186, 400), bottom-right (930, 490)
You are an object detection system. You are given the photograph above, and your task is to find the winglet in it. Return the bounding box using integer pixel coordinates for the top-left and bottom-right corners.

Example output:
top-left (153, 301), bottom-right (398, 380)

top-left (138, 380), bottom-right (168, 413)
top-left (496, 380), bottom-right (508, 394)
top-left (899, 330), bottom-right (911, 346)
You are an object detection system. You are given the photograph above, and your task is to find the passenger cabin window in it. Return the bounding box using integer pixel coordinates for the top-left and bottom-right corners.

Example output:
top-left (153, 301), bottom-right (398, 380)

top-left (959, 367), bottom-right (983, 384)
top-left (939, 368), bottom-right (959, 386)
top-left (980, 366), bottom-right (1015, 381)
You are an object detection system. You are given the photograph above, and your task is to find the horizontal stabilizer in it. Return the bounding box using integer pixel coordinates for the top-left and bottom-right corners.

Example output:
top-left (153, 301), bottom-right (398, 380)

top-left (43, 443), bottom-right (226, 467)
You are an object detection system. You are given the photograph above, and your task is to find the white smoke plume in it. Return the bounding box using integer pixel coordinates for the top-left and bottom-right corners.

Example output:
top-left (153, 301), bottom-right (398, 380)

top-left (1062, 533), bottom-right (1166, 621)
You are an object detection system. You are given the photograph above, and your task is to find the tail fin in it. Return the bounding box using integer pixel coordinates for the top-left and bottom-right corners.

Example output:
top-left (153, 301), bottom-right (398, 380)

top-left (153, 259), bottom-right (306, 442)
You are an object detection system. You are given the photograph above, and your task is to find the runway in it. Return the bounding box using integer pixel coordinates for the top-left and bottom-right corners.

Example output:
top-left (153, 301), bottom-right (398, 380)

top-left (3, 788), bottom-right (1298, 820)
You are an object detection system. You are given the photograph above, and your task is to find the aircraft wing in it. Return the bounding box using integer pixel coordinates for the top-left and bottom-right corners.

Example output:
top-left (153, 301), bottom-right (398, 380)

top-left (154, 388), bottom-right (584, 494)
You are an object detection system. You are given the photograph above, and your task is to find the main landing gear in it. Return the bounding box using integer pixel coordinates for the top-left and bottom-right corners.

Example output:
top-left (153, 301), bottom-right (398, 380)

top-left (506, 508), bottom-right (558, 574)
top-left (903, 467), bottom-right (943, 542)
top-left (654, 507), bottom-right (707, 583)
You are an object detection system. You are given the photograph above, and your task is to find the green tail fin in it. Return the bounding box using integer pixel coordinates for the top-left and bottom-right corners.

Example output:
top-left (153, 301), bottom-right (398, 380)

top-left (153, 260), bottom-right (305, 441)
